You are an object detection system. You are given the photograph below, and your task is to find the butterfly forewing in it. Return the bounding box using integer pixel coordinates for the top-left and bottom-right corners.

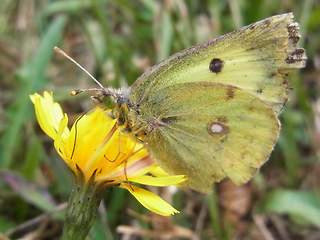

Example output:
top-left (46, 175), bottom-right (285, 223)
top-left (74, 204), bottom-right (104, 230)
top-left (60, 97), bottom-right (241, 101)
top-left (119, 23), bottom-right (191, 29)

top-left (131, 13), bottom-right (306, 115)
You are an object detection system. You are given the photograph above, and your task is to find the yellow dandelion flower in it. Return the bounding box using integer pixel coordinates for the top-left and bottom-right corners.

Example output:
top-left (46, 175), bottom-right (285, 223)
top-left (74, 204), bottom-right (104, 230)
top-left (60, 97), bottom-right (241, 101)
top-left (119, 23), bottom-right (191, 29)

top-left (30, 91), bottom-right (186, 216)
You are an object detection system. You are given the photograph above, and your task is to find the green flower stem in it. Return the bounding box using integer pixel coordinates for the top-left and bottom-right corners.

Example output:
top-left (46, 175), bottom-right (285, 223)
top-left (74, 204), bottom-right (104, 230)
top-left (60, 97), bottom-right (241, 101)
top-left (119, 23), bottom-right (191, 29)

top-left (62, 168), bottom-right (107, 240)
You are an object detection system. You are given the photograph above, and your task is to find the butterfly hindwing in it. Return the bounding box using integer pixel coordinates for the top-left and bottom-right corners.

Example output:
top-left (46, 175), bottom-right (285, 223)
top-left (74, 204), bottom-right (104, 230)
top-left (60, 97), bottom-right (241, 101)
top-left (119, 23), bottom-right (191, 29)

top-left (138, 82), bottom-right (279, 192)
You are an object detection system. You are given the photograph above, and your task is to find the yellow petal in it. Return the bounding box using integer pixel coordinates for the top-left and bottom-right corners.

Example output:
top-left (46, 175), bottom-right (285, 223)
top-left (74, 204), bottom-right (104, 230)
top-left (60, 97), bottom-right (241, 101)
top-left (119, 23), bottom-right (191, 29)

top-left (54, 114), bottom-right (75, 167)
top-left (69, 109), bottom-right (116, 171)
top-left (149, 166), bottom-right (172, 177)
top-left (83, 119), bottom-right (118, 179)
top-left (128, 175), bottom-right (187, 186)
top-left (99, 156), bottom-right (156, 181)
top-left (30, 91), bottom-right (65, 140)
top-left (121, 185), bottom-right (179, 216)
top-left (98, 133), bottom-right (136, 174)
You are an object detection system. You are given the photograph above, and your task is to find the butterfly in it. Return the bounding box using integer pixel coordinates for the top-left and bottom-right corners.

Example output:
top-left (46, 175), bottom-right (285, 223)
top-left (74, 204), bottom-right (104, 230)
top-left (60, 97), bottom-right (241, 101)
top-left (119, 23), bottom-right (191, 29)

top-left (68, 13), bottom-right (306, 192)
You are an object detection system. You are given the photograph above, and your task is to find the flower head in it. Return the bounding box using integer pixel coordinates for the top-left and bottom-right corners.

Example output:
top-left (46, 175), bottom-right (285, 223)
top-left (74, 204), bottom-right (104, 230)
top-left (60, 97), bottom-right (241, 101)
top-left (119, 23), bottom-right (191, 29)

top-left (30, 91), bottom-right (186, 216)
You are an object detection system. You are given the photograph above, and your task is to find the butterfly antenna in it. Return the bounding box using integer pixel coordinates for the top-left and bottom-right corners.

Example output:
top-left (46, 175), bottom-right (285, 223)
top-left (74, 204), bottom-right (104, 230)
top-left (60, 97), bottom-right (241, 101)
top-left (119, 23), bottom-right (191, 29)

top-left (54, 46), bottom-right (105, 90)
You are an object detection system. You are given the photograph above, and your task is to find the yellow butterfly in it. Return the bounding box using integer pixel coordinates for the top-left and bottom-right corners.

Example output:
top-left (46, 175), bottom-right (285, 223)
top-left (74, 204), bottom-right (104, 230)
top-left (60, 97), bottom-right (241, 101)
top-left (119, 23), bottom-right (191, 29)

top-left (71, 13), bottom-right (307, 192)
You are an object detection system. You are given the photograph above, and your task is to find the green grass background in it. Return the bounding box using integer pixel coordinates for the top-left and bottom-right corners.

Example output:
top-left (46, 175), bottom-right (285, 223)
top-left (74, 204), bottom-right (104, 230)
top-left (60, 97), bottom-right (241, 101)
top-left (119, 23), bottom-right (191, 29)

top-left (0, 0), bottom-right (319, 239)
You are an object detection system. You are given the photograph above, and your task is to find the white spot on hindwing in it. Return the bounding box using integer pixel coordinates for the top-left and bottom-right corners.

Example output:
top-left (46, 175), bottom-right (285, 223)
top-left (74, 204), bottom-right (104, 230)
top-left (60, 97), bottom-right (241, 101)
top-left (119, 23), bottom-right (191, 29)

top-left (211, 123), bottom-right (223, 133)
top-left (207, 118), bottom-right (229, 136)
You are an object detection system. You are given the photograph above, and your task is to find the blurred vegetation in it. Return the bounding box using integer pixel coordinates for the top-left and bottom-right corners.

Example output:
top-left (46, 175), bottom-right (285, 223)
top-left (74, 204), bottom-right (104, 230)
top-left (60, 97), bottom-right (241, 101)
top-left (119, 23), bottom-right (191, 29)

top-left (0, 0), bottom-right (320, 239)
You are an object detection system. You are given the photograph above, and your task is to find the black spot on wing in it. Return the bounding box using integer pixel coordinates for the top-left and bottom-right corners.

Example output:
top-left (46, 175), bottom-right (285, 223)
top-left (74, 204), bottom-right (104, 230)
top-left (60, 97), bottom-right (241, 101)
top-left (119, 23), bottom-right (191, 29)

top-left (286, 48), bottom-right (306, 64)
top-left (226, 87), bottom-right (235, 100)
top-left (209, 58), bottom-right (224, 73)
top-left (217, 116), bottom-right (228, 123)
top-left (262, 19), bottom-right (272, 28)
top-left (269, 72), bottom-right (277, 78)
top-left (161, 116), bottom-right (178, 123)
top-left (248, 24), bottom-right (255, 30)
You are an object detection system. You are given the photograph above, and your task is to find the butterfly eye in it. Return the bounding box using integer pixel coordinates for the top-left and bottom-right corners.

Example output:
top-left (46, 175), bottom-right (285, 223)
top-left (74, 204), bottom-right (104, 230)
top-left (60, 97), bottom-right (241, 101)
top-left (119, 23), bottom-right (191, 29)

top-left (209, 58), bottom-right (224, 73)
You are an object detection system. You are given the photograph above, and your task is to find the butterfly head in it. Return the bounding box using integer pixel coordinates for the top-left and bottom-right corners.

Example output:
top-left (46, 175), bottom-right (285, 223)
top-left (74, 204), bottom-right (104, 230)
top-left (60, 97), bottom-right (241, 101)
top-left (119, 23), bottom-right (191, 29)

top-left (93, 87), bottom-right (131, 109)
top-left (91, 87), bottom-right (117, 110)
